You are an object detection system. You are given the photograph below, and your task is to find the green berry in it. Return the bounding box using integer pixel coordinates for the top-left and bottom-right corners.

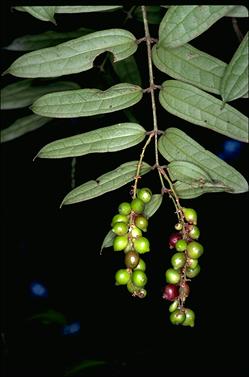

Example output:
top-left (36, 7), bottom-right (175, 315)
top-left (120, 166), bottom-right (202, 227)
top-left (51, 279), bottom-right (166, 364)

top-left (171, 252), bottom-right (186, 270)
top-left (137, 288), bottom-right (147, 298)
top-left (130, 226), bottom-right (142, 239)
top-left (113, 235), bottom-right (128, 251)
top-left (182, 207), bottom-right (197, 225)
top-left (115, 269), bottom-right (130, 285)
top-left (188, 225), bottom-right (200, 240)
top-left (187, 241), bottom-right (204, 259)
top-left (111, 214), bottom-right (129, 227)
top-left (134, 258), bottom-right (146, 271)
top-left (133, 237), bottom-right (150, 254)
top-left (175, 239), bottom-right (187, 252)
top-left (186, 264), bottom-right (200, 278)
top-left (131, 198), bottom-right (145, 214)
top-left (168, 300), bottom-right (179, 313)
top-left (132, 270), bottom-right (147, 287)
top-left (182, 308), bottom-right (195, 327)
top-left (175, 222), bottom-right (183, 231)
top-left (124, 250), bottom-right (140, 269)
top-left (165, 268), bottom-right (181, 284)
top-left (169, 309), bottom-right (186, 325)
top-left (118, 202), bottom-right (131, 216)
top-left (112, 222), bottom-right (128, 236)
top-left (135, 215), bottom-right (148, 232)
top-left (137, 187), bottom-right (152, 203)
top-left (127, 280), bottom-right (138, 293)
top-left (187, 258), bottom-right (198, 269)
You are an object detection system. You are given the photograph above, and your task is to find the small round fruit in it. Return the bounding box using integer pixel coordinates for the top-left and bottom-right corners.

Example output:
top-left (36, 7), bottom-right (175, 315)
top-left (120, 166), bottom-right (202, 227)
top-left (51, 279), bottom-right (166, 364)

top-left (168, 232), bottom-right (182, 248)
top-left (170, 309), bottom-right (186, 325)
top-left (187, 241), bottom-right (204, 259)
top-left (131, 198), bottom-right (145, 214)
top-left (137, 288), bottom-right (147, 298)
top-left (182, 308), bottom-right (195, 327)
top-left (165, 268), bottom-right (181, 284)
top-left (187, 258), bottom-right (198, 269)
top-left (134, 258), bottom-right (146, 271)
top-left (111, 214), bottom-right (129, 227)
top-left (130, 226), bottom-right (142, 239)
top-left (171, 252), bottom-right (186, 269)
top-left (162, 284), bottom-right (179, 301)
top-left (169, 300), bottom-right (179, 313)
top-left (186, 264), bottom-right (200, 278)
top-left (179, 282), bottom-right (190, 298)
top-left (113, 235), bottom-right (128, 251)
top-left (133, 237), bottom-right (150, 254)
top-left (124, 250), bottom-right (140, 269)
top-left (175, 239), bottom-right (187, 252)
top-left (135, 215), bottom-right (148, 232)
top-left (188, 225), bottom-right (200, 240)
top-left (132, 270), bottom-right (147, 287)
top-left (137, 187), bottom-right (152, 203)
top-left (182, 208), bottom-right (197, 225)
top-left (118, 202), bottom-right (131, 216)
top-left (115, 269), bottom-right (130, 285)
top-left (127, 280), bottom-right (138, 294)
top-left (175, 222), bottom-right (183, 231)
top-left (112, 222), bottom-right (129, 236)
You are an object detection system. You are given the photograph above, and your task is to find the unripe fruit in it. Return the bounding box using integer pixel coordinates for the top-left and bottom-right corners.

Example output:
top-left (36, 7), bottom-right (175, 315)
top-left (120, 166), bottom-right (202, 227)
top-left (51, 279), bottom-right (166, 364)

top-left (175, 222), bottom-right (183, 231)
top-left (168, 232), bottom-right (182, 248)
top-left (171, 252), bottom-right (186, 269)
top-left (118, 202), bottom-right (131, 216)
top-left (113, 235), bottom-right (128, 251)
top-left (170, 309), bottom-right (186, 325)
top-left (131, 198), bottom-right (145, 214)
top-left (182, 207), bottom-right (197, 225)
top-left (130, 226), bottom-right (142, 239)
top-left (187, 258), bottom-right (198, 269)
top-left (175, 239), bottom-right (187, 252)
top-left (124, 240), bottom-right (134, 253)
top-left (124, 250), bottom-right (140, 269)
top-left (127, 280), bottom-right (138, 294)
top-left (135, 215), bottom-right (148, 232)
top-left (188, 225), bottom-right (200, 240)
top-left (169, 300), bottom-right (179, 313)
top-left (179, 282), bottom-right (190, 298)
top-left (187, 241), bottom-right (204, 259)
top-left (165, 268), bottom-right (181, 284)
top-left (137, 187), bottom-right (152, 203)
top-left (134, 258), bottom-right (146, 271)
top-left (115, 269), bottom-right (130, 285)
top-left (186, 264), bottom-right (200, 278)
top-left (133, 237), bottom-right (150, 254)
top-left (162, 284), bottom-right (179, 301)
top-left (111, 214), bottom-right (129, 227)
top-left (137, 288), bottom-right (147, 298)
top-left (112, 222), bottom-right (128, 236)
top-left (182, 308), bottom-right (195, 327)
top-left (132, 270), bottom-right (147, 287)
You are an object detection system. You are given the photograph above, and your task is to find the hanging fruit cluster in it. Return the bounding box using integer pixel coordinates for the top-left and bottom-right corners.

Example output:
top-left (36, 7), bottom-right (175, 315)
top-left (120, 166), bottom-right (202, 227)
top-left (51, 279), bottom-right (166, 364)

top-left (111, 188), bottom-right (152, 298)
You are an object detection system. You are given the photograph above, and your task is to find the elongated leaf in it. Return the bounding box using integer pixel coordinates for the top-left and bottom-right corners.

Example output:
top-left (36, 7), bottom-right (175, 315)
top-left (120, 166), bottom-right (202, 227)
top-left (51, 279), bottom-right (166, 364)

top-left (225, 6), bottom-right (249, 17)
top-left (1, 114), bottom-right (52, 143)
top-left (2, 80), bottom-right (80, 110)
top-left (152, 42), bottom-right (226, 94)
top-left (159, 80), bottom-right (248, 143)
top-left (36, 123), bottom-right (146, 159)
top-left (55, 6), bottom-right (122, 13)
top-left (134, 6), bottom-right (163, 24)
top-left (168, 161), bottom-right (213, 184)
top-left (158, 127), bottom-right (248, 194)
top-left (159, 6), bottom-right (234, 48)
top-left (220, 32), bottom-right (248, 102)
top-left (28, 309), bottom-right (67, 325)
top-left (65, 360), bottom-right (107, 376)
top-left (4, 28), bottom-right (94, 51)
top-left (4, 29), bottom-right (137, 78)
top-left (100, 230), bottom-right (115, 254)
top-left (14, 6), bottom-right (56, 24)
top-left (31, 83), bottom-right (143, 118)
top-left (143, 194), bottom-right (163, 218)
top-left (61, 161), bottom-right (151, 206)
top-left (112, 55), bottom-right (142, 86)
top-left (173, 180), bottom-right (230, 199)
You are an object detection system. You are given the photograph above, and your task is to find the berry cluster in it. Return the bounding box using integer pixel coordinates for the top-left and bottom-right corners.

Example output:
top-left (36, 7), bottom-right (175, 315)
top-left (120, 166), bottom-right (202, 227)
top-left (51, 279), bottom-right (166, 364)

top-left (112, 188), bottom-right (152, 298)
top-left (163, 208), bottom-right (204, 327)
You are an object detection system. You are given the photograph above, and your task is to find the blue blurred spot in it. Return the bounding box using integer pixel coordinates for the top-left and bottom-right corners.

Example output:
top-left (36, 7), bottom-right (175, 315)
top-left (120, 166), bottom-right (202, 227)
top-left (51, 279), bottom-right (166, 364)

top-left (30, 281), bottom-right (48, 298)
top-left (217, 152), bottom-right (225, 160)
top-left (223, 140), bottom-right (242, 155)
top-left (62, 321), bottom-right (81, 336)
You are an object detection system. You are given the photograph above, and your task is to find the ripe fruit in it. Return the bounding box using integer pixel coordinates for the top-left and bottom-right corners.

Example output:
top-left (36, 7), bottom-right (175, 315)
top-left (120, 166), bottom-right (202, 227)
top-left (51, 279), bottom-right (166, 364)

top-left (111, 214), bottom-right (129, 226)
top-left (131, 198), bottom-right (145, 214)
top-left (112, 222), bottom-right (128, 236)
top-left (182, 207), bottom-right (197, 225)
top-left (169, 309), bottom-right (186, 325)
top-left (113, 235), bottom-right (128, 251)
top-left (168, 232), bottom-right (182, 248)
top-left (115, 269), bottom-right (130, 285)
top-left (171, 252), bottom-right (186, 269)
top-left (162, 284), bottom-right (179, 301)
top-left (135, 215), bottom-right (148, 231)
top-left (165, 268), bottom-right (181, 284)
top-left (132, 270), bottom-right (147, 287)
top-left (133, 237), bottom-right (150, 254)
top-left (130, 226), bottom-right (142, 239)
top-left (186, 264), bottom-right (200, 278)
top-left (187, 241), bottom-right (204, 259)
top-left (137, 187), bottom-right (152, 203)
top-left (134, 258), bottom-right (146, 271)
top-left (175, 239), bottom-right (187, 252)
top-left (124, 250), bottom-right (140, 269)
top-left (188, 225), bottom-right (200, 240)
top-left (182, 308), bottom-right (195, 327)
top-left (118, 202), bottom-right (131, 216)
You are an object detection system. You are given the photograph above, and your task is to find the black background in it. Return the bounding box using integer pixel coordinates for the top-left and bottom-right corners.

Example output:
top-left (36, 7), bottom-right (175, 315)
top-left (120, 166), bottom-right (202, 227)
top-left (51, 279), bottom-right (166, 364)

top-left (1, 5), bottom-right (249, 377)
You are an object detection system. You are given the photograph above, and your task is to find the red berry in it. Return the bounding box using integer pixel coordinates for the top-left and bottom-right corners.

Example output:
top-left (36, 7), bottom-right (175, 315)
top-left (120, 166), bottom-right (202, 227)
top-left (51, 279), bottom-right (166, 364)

top-left (162, 284), bottom-right (179, 301)
top-left (168, 232), bottom-right (182, 249)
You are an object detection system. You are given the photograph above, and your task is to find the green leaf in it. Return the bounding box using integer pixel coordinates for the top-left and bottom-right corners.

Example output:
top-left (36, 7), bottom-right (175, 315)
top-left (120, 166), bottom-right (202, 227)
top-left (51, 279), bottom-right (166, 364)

top-left (1, 114), bottom-right (52, 143)
top-left (159, 6), bottom-right (234, 48)
top-left (220, 32), bottom-right (248, 102)
top-left (158, 127), bottom-right (248, 194)
top-left (36, 123), bottom-right (146, 159)
top-left (143, 194), bottom-right (163, 218)
top-left (65, 360), bottom-right (107, 376)
top-left (4, 28), bottom-right (94, 51)
top-left (173, 180), bottom-right (230, 199)
top-left (225, 6), bottom-right (249, 17)
top-left (14, 6), bottom-right (56, 24)
top-left (61, 161), bottom-right (151, 206)
top-left (28, 309), bottom-right (67, 325)
top-left (31, 83), bottom-right (143, 118)
top-left (134, 6), bottom-right (163, 24)
top-left (159, 80), bottom-right (248, 143)
top-left (55, 6), bottom-right (122, 13)
top-left (1, 80), bottom-right (80, 110)
top-left (100, 230), bottom-right (115, 254)
top-left (168, 161), bottom-right (213, 184)
top-left (4, 29), bottom-right (137, 78)
top-left (152, 42), bottom-right (226, 95)
top-left (112, 55), bottom-right (142, 86)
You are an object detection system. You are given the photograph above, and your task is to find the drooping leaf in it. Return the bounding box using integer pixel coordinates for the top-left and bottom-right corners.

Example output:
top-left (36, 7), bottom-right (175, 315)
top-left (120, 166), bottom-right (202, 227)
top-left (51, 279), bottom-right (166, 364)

top-left (220, 32), bottom-right (248, 102)
top-left (225, 6), bottom-right (249, 17)
top-left (4, 28), bottom-right (94, 51)
top-left (28, 309), bottom-right (67, 325)
top-left (100, 230), bottom-right (115, 254)
top-left (173, 180), bottom-right (230, 199)
top-left (31, 83), bottom-right (143, 118)
top-left (167, 161), bottom-right (213, 185)
top-left (159, 6), bottom-right (234, 48)
top-left (61, 161), bottom-right (151, 206)
top-left (159, 80), bottom-right (248, 143)
top-left (112, 55), bottom-right (142, 86)
top-left (36, 123), bottom-right (146, 159)
top-left (134, 5), bottom-right (163, 24)
top-left (3, 29), bottom-right (137, 78)
top-left (1, 114), bottom-right (52, 143)
top-left (152, 42), bottom-right (226, 95)
top-left (1, 80), bottom-right (80, 110)
top-left (143, 194), bottom-right (163, 218)
top-left (55, 6), bottom-right (122, 13)
top-left (158, 127), bottom-right (248, 194)
top-left (14, 6), bottom-right (56, 24)
top-left (65, 360), bottom-right (107, 376)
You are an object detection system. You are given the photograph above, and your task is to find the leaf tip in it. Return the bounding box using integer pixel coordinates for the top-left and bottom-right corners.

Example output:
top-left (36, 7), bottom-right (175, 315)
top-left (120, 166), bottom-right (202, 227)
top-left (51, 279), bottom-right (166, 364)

top-left (1, 69), bottom-right (9, 77)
